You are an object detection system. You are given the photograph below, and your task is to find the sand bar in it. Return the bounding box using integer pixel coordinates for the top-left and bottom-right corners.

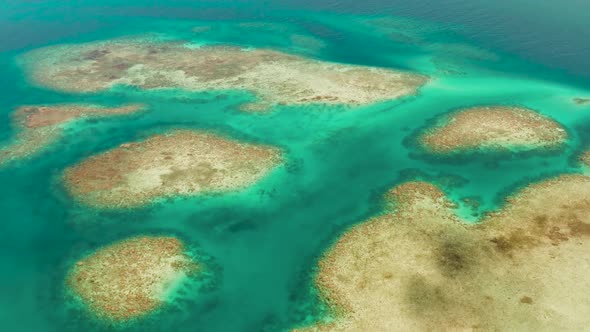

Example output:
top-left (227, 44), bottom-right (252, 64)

top-left (67, 236), bottom-right (199, 321)
top-left (299, 175), bottom-right (590, 331)
top-left (63, 130), bottom-right (282, 208)
top-left (418, 106), bottom-right (567, 153)
top-left (21, 39), bottom-right (427, 110)
top-left (0, 104), bottom-right (142, 165)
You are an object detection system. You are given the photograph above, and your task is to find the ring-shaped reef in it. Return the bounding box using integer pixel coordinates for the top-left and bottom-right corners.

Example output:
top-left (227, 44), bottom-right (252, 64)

top-left (63, 130), bottom-right (283, 208)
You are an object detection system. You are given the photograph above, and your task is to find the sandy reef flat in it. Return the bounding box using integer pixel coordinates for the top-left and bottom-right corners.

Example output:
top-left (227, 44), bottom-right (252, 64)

top-left (63, 130), bottom-right (282, 208)
top-left (20, 39), bottom-right (427, 111)
top-left (418, 106), bottom-right (567, 153)
top-left (298, 174), bottom-right (590, 331)
top-left (67, 236), bottom-right (199, 321)
top-left (0, 104), bottom-right (142, 165)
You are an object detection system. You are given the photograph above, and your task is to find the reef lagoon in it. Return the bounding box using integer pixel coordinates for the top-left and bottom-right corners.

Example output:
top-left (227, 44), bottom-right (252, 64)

top-left (1, 1), bottom-right (590, 331)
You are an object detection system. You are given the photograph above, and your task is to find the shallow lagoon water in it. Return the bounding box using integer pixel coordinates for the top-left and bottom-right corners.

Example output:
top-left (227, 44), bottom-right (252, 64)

top-left (0, 1), bottom-right (589, 331)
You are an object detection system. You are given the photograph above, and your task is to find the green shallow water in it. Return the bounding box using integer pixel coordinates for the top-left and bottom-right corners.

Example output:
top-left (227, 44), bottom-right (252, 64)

top-left (1, 3), bottom-right (590, 332)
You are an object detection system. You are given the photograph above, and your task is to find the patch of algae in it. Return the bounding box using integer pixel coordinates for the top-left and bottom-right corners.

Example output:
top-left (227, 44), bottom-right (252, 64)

top-left (418, 106), bottom-right (567, 154)
top-left (0, 104), bottom-right (143, 166)
top-left (297, 175), bottom-right (590, 331)
top-left (20, 39), bottom-right (427, 111)
top-left (67, 236), bottom-right (199, 322)
top-left (63, 130), bottom-right (283, 208)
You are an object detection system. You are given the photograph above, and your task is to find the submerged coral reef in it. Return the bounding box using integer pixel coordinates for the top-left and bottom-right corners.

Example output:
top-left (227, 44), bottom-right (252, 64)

top-left (0, 104), bottom-right (142, 165)
top-left (299, 174), bottom-right (590, 331)
top-left (63, 130), bottom-right (283, 208)
top-left (21, 39), bottom-right (427, 111)
top-left (67, 236), bottom-right (199, 321)
top-left (418, 106), bottom-right (567, 153)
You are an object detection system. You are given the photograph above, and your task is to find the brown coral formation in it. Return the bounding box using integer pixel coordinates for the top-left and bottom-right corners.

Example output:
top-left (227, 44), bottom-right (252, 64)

top-left (63, 130), bottom-right (282, 208)
top-left (299, 175), bottom-right (590, 331)
top-left (418, 106), bottom-right (567, 153)
top-left (21, 39), bottom-right (426, 110)
top-left (67, 236), bottom-right (198, 321)
top-left (580, 150), bottom-right (590, 167)
top-left (573, 98), bottom-right (590, 105)
top-left (0, 104), bottom-right (142, 165)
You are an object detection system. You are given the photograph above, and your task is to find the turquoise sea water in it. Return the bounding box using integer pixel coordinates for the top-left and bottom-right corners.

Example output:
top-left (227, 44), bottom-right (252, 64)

top-left (1, 1), bottom-right (589, 331)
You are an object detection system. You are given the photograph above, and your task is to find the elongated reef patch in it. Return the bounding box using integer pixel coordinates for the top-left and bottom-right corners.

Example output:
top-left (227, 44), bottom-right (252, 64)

top-left (63, 130), bottom-right (282, 208)
top-left (21, 39), bottom-right (427, 110)
top-left (418, 106), bottom-right (567, 153)
top-left (0, 104), bottom-right (142, 165)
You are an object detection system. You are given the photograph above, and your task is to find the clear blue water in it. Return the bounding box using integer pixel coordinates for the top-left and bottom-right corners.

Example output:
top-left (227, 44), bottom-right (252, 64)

top-left (0, 1), bottom-right (589, 331)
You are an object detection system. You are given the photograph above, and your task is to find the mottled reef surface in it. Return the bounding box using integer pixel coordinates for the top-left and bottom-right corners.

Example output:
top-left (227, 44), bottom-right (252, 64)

top-left (299, 173), bottom-right (590, 331)
top-left (63, 130), bottom-right (282, 208)
top-left (67, 236), bottom-right (199, 321)
top-left (418, 106), bottom-right (567, 154)
top-left (21, 39), bottom-right (427, 111)
top-left (13, 26), bottom-right (590, 332)
top-left (0, 104), bottom-right (142, 165)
